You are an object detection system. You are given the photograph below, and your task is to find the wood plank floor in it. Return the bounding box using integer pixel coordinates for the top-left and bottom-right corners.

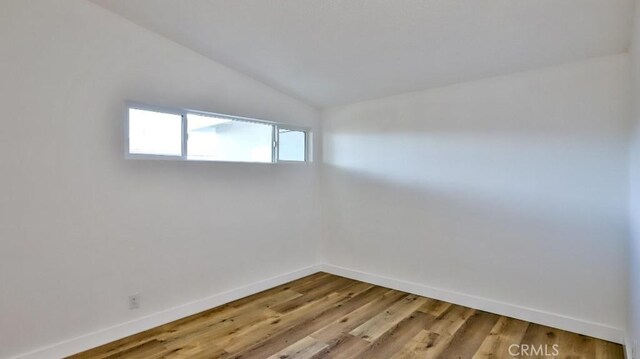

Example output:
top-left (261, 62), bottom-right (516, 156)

top-left (69, 273), bottom-right (624, 359)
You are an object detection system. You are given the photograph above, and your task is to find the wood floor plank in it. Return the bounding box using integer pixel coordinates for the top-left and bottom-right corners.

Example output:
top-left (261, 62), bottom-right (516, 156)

top-left (357, 311), bottom-right (435, 359)
top-left (281, 273), bottom-right (335, 295)
top-left (221, 282), bottom-right (370, 355)
top-left (406, 305), bottom-right (477, 358)
top-left (226, 282), bottom-right (375, 358)
top-left (102, 339), bottom-right (168, 359)
top-left (436, 310), bottom-right (500, 359)
top-left (309, 334), bottom-right (370, 359)
top-left (417, 299), bottom-right (452, 318)
top-left (472, 316), bottom-right (530, 359)
top-left (350, 294), bottom-right (428, 342)
top-left (265, 336), bottom-right (328, 359)
top-left (596, 340), bottom-right (626, 359)
top-left (270, 277), bottom-right (357, 313)
top-left (228, 273), bottom-right (323, 309)
top-left (169, 343), bottom-right (228, 359)
top-left (217, 293), bottom-right (344, 354)
top-left (519, 323), bottom-right (563, 359)
top-left (310, 289), bottom-right (406, 342)
top-left (153, 289), bottom-right (301, 348)
top-left (68, 273), bottom-right (625, 359)
top-left (389, 329), bottom-right (440, 359)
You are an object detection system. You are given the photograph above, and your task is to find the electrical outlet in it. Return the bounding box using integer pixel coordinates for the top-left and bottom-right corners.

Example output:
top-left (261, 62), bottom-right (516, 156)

top-left (129, 294), bottom-right (140, 310)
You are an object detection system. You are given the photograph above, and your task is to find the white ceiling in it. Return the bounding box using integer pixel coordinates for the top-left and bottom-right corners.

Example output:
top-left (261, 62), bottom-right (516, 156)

top-left (90, 0), bottom-right (633, 108)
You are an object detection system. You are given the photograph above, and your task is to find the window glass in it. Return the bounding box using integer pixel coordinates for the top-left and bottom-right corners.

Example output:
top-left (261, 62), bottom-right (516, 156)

top-left (278, 129), bottom-right (306, 161)
top-left (128, 108), bottom-right (182, 156)
top-left (187, 113), bottom-right (273, 163)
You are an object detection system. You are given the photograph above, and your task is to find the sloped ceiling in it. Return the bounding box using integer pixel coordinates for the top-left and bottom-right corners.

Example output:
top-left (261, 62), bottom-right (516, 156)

top-left (90, 0), bottom-right (633, 108)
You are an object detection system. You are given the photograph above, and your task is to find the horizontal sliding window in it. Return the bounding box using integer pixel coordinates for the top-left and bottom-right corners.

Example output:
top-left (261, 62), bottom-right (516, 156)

top-left (126, 104), bottom-right (309, 164)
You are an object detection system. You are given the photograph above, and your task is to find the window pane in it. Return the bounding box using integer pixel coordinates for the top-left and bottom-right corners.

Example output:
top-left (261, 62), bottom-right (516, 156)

top-left (278, 129), bottom-right (306, 161)
top-left (187, 113), bottom-right (273, 163)
top-left (129, 108), bottom-right (182, 156)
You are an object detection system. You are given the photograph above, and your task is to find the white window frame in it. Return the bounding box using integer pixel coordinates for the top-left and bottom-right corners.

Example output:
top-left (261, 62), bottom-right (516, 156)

top-left (275, 125), bottom-right (310, 163)
top-left (125, 102), bottom-right (311, 164)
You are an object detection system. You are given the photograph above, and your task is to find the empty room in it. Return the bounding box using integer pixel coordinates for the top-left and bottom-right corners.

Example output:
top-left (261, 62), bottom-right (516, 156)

top-left (2, 0), bottom-right (640, 358)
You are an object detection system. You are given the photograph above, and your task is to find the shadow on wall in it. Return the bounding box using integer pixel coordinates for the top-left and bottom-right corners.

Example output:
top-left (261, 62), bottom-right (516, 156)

top-left (321, 129), bottom-right (628, 327)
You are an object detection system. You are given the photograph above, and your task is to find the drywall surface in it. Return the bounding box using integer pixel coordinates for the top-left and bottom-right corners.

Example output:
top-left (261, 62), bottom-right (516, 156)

top-left (0, 1), bottom-right (319, 357)
top-left (322, 54), bottom-right (630, 336)
top-left (629, 0), bottom-right (640, 355)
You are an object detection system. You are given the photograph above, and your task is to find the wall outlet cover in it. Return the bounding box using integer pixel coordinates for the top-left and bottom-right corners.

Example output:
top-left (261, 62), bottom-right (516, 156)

top-left (129, 294), bottom-right (140, 310)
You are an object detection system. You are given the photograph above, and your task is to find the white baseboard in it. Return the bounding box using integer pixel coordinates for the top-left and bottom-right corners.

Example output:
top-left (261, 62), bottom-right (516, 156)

top-left (11, 265), bottom-right (322, 359)
top-left (319, 263), bottom-right (625, 344)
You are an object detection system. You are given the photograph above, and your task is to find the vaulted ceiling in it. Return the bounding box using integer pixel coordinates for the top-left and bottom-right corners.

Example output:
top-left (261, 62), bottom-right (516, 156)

top-left (90, 0), bottom-right (633, 108)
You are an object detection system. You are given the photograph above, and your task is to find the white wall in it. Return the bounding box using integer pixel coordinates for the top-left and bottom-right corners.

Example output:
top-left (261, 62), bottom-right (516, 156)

top-left (629, 0), bottom-right (640, 355)
top-left (1, 0), bottom-right (634, 356)
top-left (0, 1), bottom-right (320, 358)
top-left (322, 54), bottom-right (630, 339)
